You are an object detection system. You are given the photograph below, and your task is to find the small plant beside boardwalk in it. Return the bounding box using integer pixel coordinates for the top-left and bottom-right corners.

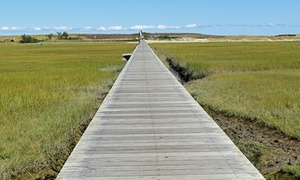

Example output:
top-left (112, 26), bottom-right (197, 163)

top-left (0, 42), bottom-right (135, 179)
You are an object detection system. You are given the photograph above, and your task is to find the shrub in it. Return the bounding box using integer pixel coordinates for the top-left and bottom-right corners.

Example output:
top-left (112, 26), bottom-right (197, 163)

top-left (20, 34), bottom-right (38, 43)
top-left (57, 32), bottom-right (69, 40)
top-left (46, 33), bottom-right (54, 40)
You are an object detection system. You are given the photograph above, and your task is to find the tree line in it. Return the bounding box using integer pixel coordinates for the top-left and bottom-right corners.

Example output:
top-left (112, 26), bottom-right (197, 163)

top-left (20, 32), bottom-right (69, 43)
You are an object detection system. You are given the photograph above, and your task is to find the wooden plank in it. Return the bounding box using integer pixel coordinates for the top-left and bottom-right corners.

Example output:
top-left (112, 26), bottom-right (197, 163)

top-left (56, 40), bottom-right (265, 179)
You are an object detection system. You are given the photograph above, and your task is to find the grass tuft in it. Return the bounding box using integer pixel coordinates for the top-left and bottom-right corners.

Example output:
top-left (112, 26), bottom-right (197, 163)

top-left (281, 165), bottom-right (300, 179)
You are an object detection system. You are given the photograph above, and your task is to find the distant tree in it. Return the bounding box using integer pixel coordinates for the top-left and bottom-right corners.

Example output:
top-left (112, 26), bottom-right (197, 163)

top-left (57, 32), bottom-right (62, 40)
top-left (57, 31), bottom-right (69, 40)
top-left (20, 34), bottom-right (38, 43)
top-left (46, 33), bottom-right (54, 40)
top-left (61, 31), bottom-right (69, 39)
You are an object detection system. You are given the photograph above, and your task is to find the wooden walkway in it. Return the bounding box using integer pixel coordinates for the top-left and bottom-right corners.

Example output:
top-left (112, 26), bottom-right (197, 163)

top-left (56, 40), bottom-right (265, 180)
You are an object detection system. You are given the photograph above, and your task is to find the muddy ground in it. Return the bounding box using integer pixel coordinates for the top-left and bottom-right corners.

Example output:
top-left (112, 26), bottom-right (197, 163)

top-left (204, 107), bottom-right (300, 179)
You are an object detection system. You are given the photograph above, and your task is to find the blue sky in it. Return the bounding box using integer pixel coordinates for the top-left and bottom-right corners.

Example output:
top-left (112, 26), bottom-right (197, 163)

top-left (1, 0), bottom-right (300, 36)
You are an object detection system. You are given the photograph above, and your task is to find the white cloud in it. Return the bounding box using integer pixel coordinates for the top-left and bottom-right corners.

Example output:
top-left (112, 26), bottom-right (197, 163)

top-left (11, 27), bottom-right (22, 30)
top-left (185, 24), bottom-right (197, 28)
top-left (96, 26), bottom-right (125, 31)
top-left (130, 25), bottom-right (156, 30)
top-left (97, 26), bottom-right (106, 31)
top-left (1, 26), bottom-right (10, 30)
top-left (157, 25), bottom-right (167, 29)
top-left (171, 26), bottom-right (182, 29)
top-left (108, 26), bottom-right (123, 30)
top-left (157, 25), bottom-right (181, 29)
top-left (81, 26), bottom-right (94, 31)
top-left (268, 23), bottom-right (274, 26)
top-left (34, 27), bottom-right (42, 31)
top-left (84, 26), bottom-right (93, 30)
top-left (54, 26), bottom-right (72, 31)
top-left (1, 26), bottom-right (23, 31)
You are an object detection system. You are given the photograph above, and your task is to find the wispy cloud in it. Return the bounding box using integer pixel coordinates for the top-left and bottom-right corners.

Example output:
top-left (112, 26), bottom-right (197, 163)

top-left (81, 26), bottom-right (94, 31)
top-left (130, 25), bottom-right (156, 30)
top-left (1, 26), bottom-right (10, 30)
top-left (97, 26), bottom-right (106, 31)
top-left (1, 26), bottom-right (23, 31)
top-left (108, 26), bottom-right (124, 31)
top-left (185, 24), bottom-right (197, 28)
top-left (1, 23), bottom-right (299, 34)
top-left (157, 25), bottom-right (181, 29)
top-left (53, 26), bottom-right (73, 31)
top-left (12, 27), bottom-right (23, 30)
top-left (0, 24), bottom-right (196, 33)
top-left (33, 27), bottom-right (42, 31)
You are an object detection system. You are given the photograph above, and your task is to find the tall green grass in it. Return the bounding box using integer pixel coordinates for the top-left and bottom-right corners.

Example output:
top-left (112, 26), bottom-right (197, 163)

top-left (0, 42), bottom-right (135, 179)
top-left (153, 42), bottom-right (300, 73)
top-left (151, 42), bottom-right (300, 139)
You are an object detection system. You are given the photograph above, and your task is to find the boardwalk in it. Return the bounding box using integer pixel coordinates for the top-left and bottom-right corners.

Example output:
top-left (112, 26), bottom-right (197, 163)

top-left (56, 40), bottom-right (265, 180)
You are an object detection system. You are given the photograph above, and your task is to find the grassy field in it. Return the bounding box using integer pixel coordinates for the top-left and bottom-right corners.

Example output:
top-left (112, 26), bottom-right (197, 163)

top-left (151, 42), bottom-right (300, 139)
top-left (0, 42), bottom-right (135, 179)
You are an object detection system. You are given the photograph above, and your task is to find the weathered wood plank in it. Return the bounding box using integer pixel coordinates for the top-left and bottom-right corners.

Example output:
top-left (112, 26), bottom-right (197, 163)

top-left (56, 40), bottom-right (265, 179)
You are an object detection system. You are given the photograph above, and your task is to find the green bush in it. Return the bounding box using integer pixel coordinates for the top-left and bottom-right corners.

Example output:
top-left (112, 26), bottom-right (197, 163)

top-left (57, 32), bottom-right (69, 40)
top-left (20, 34), bottom-right (39, 43)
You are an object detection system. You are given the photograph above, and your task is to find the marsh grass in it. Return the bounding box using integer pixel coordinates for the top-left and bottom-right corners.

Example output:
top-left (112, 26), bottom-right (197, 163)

top-left (281, 165), bottom-right (300, 179)
top-left (0, 42), bottom-right (135, 179)
top-left (153, 42), bottom-right (300, 73)
top-left (187, 71), bottom-right (300, 138)
top-left (151, 42), bottom-right (300, 139)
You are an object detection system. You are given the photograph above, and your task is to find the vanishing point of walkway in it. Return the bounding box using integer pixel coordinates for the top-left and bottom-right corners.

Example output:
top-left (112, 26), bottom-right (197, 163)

top-left (56, 40), bottom-right (265, 179)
